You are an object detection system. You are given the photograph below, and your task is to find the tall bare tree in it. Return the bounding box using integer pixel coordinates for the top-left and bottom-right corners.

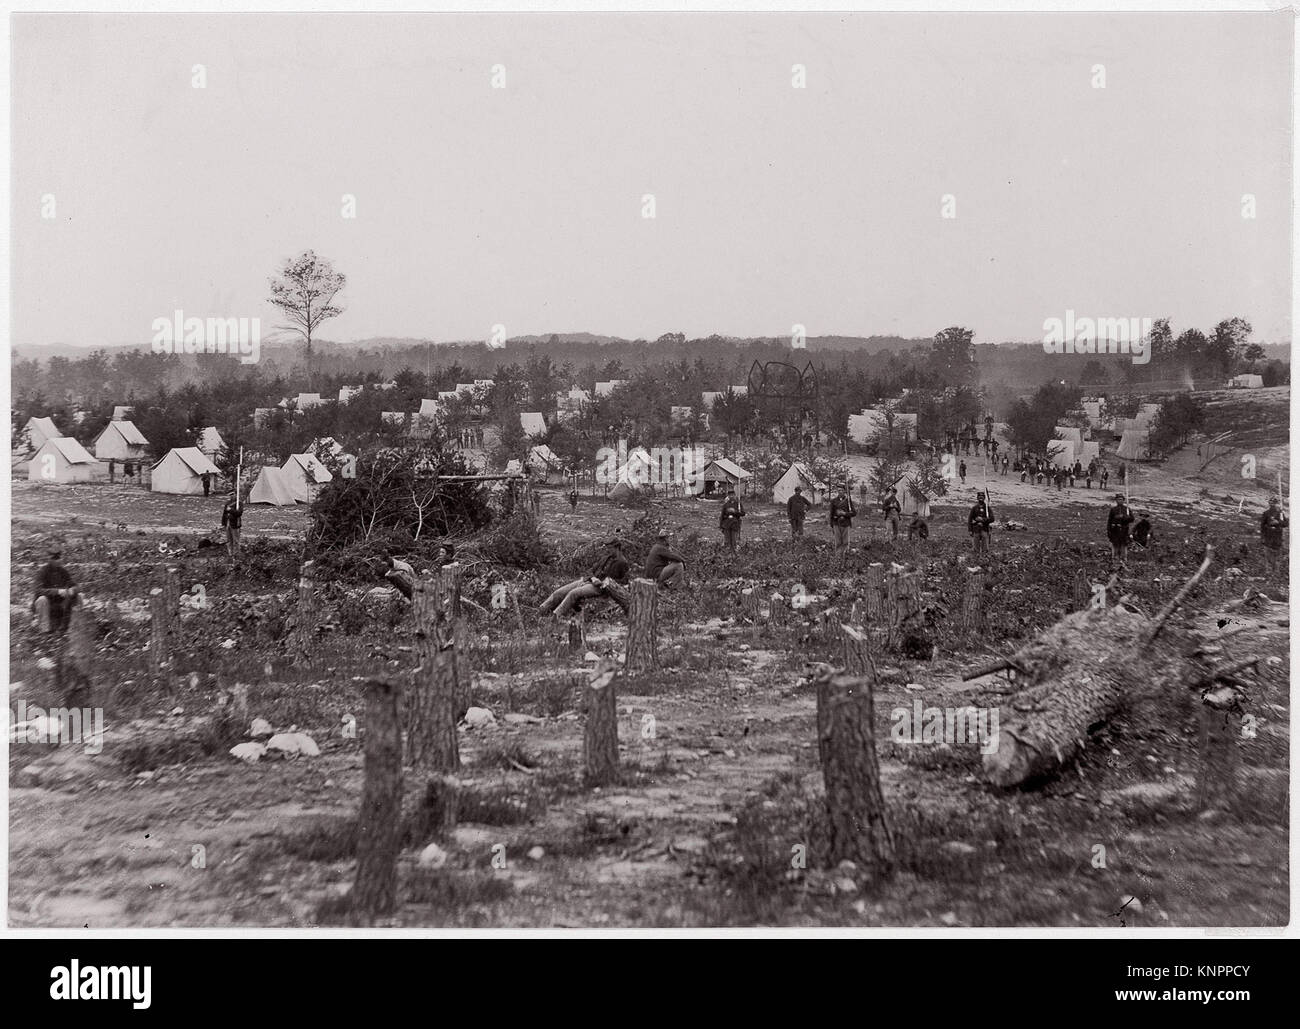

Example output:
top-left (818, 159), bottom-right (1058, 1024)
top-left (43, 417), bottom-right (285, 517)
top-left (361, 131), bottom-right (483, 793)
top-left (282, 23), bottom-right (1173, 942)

top-left (267, 250), bottom-right (347, 388)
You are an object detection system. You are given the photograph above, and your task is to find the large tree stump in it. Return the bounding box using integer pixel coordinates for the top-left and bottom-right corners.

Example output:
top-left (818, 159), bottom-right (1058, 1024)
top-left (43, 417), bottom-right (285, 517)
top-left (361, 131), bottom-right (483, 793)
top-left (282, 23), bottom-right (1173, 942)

top-left (402, 773), bottom-right (460, 844)
top-left (768, 593), bottom-right (787, 627)
top-left (886, 569), bottom-right (921, 650)
top-left (583, 660), bottom-right (620, 785)
top-left (58, 606), bottom-right (95, 708)
top-left (148, 588), bottom-right (170, 671)
top-left (625, 578), bottom-right (659, 671)
top-left (291, 560), bottom-right (319, 667)
top-left (352, 677), bottom-right (403, 921)
top-left (438, 562), bottom-right (462, 620)
top-left (34, 594), bottom-right (51, 633)
top-left (864, 563), bottom-right (886, 622)
top-left (741, 587), bottom-right (762, 622)
top-left (841, 624), bottom-right (873, 676)
top-left (815, 669), bottom-right (895, 878)
top-left (408, 581), bottom-right (460, 772)
top-left (1195, 691), bottom-right (1242, 812)
top-left (961, 566), bottom-right (986, 632)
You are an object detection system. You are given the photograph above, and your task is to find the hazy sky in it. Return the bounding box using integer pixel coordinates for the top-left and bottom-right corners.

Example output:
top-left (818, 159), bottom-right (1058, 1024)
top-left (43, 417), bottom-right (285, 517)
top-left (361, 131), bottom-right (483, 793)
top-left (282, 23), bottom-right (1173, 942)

top-left (11, 12), bottom-right (1293, 347)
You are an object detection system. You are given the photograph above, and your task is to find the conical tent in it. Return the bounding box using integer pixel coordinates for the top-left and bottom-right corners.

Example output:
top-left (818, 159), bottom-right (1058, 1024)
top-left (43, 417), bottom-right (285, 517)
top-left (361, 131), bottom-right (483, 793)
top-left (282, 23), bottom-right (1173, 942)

top-left (1115, 429), bottom-right (1150, 460)
top-left (249, 465), bottom-right (307, 505)
top-left (151, 447), bottom-right (221, 494)
top-left (890, 474), bottom-right (931, 517)
top-left (1046, 440), bottom-right (1075, 468)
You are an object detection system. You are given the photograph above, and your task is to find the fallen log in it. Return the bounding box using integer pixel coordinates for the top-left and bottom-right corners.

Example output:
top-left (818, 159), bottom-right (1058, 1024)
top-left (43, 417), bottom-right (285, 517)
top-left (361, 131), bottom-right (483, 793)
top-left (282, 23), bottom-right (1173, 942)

top-left (983, 547), bottom-right (1214, 789)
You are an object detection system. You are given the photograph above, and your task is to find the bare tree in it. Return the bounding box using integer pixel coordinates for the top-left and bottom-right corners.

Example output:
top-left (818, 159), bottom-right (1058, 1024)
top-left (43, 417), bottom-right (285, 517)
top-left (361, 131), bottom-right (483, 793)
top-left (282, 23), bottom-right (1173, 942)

top-left (267, 250), bottom-right (347, 388)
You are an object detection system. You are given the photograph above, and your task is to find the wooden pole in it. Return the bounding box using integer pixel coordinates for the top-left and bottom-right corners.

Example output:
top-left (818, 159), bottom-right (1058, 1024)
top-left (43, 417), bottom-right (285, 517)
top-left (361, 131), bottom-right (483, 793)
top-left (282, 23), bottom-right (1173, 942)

top-left (148, 588), bottom-right (170, 672)
top-left (291, 560), bottom-right (319, 667)
top-left (961, 565), bottom-right (986, 632)
top-left (352, 677), bottom-right (403, 921)
top-left (408, 581), bottom-right (460, 772)
top-left (815, 668), bottom-right (895, 878)
top-left (583, 660), bottom-right (620, 785)
top-left (625, 578), bottom-right (659, 672)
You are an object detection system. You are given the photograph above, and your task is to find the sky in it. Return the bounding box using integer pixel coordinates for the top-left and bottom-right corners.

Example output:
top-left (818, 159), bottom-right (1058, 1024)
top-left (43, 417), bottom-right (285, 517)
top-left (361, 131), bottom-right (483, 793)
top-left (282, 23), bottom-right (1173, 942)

top-left (10, 12), bottom-right (1294, 348)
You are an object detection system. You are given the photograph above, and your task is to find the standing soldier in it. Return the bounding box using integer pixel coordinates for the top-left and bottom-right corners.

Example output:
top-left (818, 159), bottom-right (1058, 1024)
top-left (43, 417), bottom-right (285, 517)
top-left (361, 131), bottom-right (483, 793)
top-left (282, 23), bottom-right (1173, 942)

top-left (968, 491), bottom-right (993, 559)
top-left (222, 493), bottom-right (243, 560)
top-left (959, 460), bottom-right (967, 485)
top-left (881, 486), bottom-right (902, 540)
top-left (201, 470), bottom-right (213, 497)
top-left (108, 458), bottom-right (116, 484)
top-left (786, 485), bottom-right (811, 538)
top-left (568, 484), bottom-right (579, 512)
top-left (829, 487), bottom-right (856, 553)
top-left (1107, 493), bottom-right (1134, 572)
top-left (1259, 496), bottom-right (1288, 578)
top-left (719, 486), bottom-right (745, 552)
top-left (33, 548), bottom-right (77, 635)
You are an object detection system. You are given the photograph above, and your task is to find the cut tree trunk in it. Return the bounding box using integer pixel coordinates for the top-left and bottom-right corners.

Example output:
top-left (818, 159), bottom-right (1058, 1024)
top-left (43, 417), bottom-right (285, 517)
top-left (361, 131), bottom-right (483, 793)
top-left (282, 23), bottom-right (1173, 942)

top-left (625, 578), bottom-right (659, 671)
top-left (408, 581), bottom-right (460, 772)
top-left (864, 563), bottom-right (885, 621)
top-left (583, 660), bottom-right (620, 785)
top-left (961, 566), bottom-right (985, 632)
top-left (568, 611), bottom-right (586, 653)
top-left (983, 547), bottom-right (1214, 788)
top-left (815, 669), bottom-right (895, 878)
top-left (886, 569), bottom-right (921, 650)
top-left (1196, 695), bottom-right (1241, 812)
top-left (352, 677), bottom-right (403, 921)
top-left (601, 578), bottom-right (631, 614)
top-left (438, 562), bottom-right (462, 620)
top-left (58, 605), bottom-right (95, 708)
top-left (841, 624), bottom-right (873, 676)
top-left (402, 773), bottom-right (460, 844)
top-left (291, 560), bottom-right (319, 667)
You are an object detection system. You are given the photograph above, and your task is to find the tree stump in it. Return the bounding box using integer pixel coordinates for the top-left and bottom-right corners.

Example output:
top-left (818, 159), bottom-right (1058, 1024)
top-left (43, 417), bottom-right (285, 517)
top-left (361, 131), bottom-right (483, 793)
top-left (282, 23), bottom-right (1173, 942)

top-left (625, 578), bottom-right (659, 671)
top-left (961, 566), bottom-right (986, 632)
top-left (438, 562), bottom-right (462, 620)
top-left (148, 588), bottom-right (170, 672)
top-left (34, 594), bottom-right (51, 633)
top-left (583, 660), bottom-right (620, 785)
top-left (402, 773), bottom-right (460, 844)
top-left (352, 677), bottom-right (403, 921)
top-left (163, 566), bottom-right (182, 642)
top-left (291, 560), bottom-right (319, 667)
top-left (741, 587), bottom-right (762, 622)
top-left (768, 593), bottom-right (787, 627)
top-left (864, 563), bottom-right (885, 621)
top-left (568, 611), bottom-right (586, 653)
top-left (58, 606), bottom-right (95, 708)
top-left (841, 624), bottom-right (873, 676)
top-left (886, 569), bottom-right (921, 650)
top-left (408, 581), bottom-right (460, 772)
top-left (1195, 692), bottom-right (1242, 812)
top-left (815, 669), bottom-right (895, 878)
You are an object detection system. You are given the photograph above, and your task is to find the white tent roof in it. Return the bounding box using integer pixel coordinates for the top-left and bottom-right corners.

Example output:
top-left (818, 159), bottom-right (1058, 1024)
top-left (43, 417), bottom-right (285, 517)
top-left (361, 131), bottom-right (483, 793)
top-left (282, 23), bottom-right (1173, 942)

top-left (529, 444), bottom-right (563, 469)
top-left (112, 405), bottom-right (134, 421)
top-left (504, 459), bottom-right (524, 476)
top-left (295, 393), bottom-right (323, 408)
top-left (890, 474), bottom-right (931, 517)
top-left (284, 453), bottom-right (334, 484)
top-left (1046, 439), bottom-right (1076, 468)
top-left (704, 457), bottom-right (752, 480)
top-left (595, 380), bottom-right (629, 396)
top-left (45, 437), bottom-right (96, 465)
top-left (520, 412), bottom-right (547, 438)
top-left (1229, 374), bottom-right (1264, 388)
top-left (158, 446), bottom-right (220, 476)
top-left (1079, 441), bottom-right (1101, 465)
top-left (1054, 426), bottom-right (1083, 447)
top-left (418, 399), bottom-right (440, 419)
top-left (24, 417), bottom-right (59, 448)
top-left (1116, 429), bottom-right (1150, 460)
top-left (197, 426), bottom-right (224, 453)
top-left (772, 462), bottom-right (828, 503)
top-left (338, 386), bottom-right (362, 403)
top-left (249, 465), bottom-right (307, 505)
top-left (110, 420), bottom-right (148, 446)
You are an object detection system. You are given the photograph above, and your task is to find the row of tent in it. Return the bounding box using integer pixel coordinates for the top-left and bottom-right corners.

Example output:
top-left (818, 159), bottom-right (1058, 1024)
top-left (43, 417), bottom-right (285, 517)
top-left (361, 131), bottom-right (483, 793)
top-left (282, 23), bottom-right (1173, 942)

top-left (24, 416), bottom-right (225, 463)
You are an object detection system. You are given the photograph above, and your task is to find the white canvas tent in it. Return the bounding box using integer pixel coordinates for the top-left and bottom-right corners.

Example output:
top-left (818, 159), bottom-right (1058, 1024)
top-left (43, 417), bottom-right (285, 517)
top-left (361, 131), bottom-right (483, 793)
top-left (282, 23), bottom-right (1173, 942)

top-left (700, 391), bottom-right (725, 410)
top-left (889, 474), bottom-right (931, 517)
top-left (1081, 400), bottom-right (1106, 429)
top-left (249, 465), bottom-right (308, 505)
top-left (282, 453), bottom-right (334, 495)
top-left (1228, 374), bottom-right (1264, 389)
top-left (93, 420), bottom-right (149, 461)
top-left (520, 412), bottom-right (547, 438)
top-left (1046, 439), bottom-right (1076, 468)
top-left (151, 447), bottom-right (221, 495)
top-left (702, 457), bottom-right (752, 492)
top-left (1053, 426), bottom-right (1083, 448)
top-left (527, 444), bottom-right (564, 480)
top-left (1115, 429), bottom-right (1150, 460)
top-left (503, 459), bottom-right (524, 477)
top-left (338, 386), bottom-right (363, 404)
top-left (1079, 441), bottom-right (1100, 466)
top-left (595, 380), bottom-right (629, 397)
top-left (772, 462), bottom-right (828, 505)
top-left (197, 426), bottom-right (224, 456)
top-left (295, 393), bottom-right (324, 409)
top-left (28, 437), bottom-right (96, 483)
top-left (112, 405), bottom-right (134, 421)
top-left (23, 416), bottom-right (59, 453)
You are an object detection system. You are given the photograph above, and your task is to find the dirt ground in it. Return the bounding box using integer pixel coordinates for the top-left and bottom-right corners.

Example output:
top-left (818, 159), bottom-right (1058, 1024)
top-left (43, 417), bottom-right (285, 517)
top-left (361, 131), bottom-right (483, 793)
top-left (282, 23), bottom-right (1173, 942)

top-left (7, 395), bottom-right (1290, 928)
